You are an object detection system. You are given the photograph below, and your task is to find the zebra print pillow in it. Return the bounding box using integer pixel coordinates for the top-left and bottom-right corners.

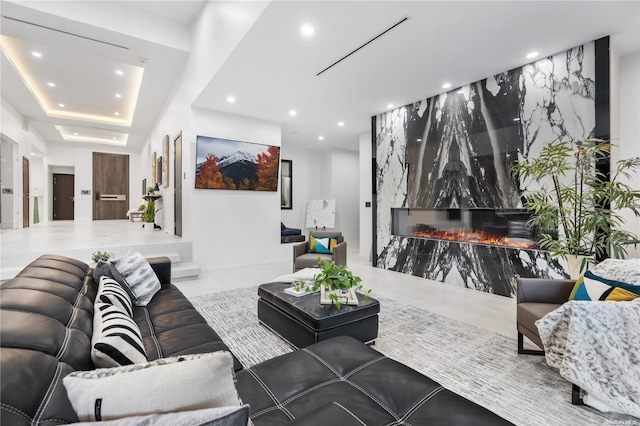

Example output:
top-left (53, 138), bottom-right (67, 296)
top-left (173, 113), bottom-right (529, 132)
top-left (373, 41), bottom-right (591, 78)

top-left (97, 276), bottom-right (133, 317)
top-left (91, 301), bottom-right (147, 368)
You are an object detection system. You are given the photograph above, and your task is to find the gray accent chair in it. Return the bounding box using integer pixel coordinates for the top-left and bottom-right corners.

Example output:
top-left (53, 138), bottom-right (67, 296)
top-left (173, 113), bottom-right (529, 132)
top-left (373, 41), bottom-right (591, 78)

top-left (293, 230), bottom-right (346, 272)
top-left (516, 277), bottom-right (575, 355)
top-left (516, 277), bottom-right (585, 405)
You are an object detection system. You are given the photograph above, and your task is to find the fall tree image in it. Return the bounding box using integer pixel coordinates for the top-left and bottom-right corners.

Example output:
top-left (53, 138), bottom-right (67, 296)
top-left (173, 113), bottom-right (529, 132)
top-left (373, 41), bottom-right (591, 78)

top-left (195, 154), bottom-right (227, 189)
top-left (256, 146), bottom-right (280, 191)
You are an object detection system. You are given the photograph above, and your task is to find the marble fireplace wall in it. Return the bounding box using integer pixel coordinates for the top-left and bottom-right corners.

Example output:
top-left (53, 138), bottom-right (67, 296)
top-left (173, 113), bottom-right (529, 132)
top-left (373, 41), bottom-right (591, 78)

top-left (374, 42), bottom-right (596, 296)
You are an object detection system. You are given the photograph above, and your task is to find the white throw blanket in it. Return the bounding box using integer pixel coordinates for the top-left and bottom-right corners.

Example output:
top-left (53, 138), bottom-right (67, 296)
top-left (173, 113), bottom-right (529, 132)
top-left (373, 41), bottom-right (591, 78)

top-left (535, 300), bottom-right (640, 417)
top-left (270, 268), bottom-right (321, 284)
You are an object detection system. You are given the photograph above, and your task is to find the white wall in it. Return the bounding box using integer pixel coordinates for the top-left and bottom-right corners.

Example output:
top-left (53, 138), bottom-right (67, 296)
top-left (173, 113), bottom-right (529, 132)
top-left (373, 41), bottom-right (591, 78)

top-left (1, 138), bottom-right (16, 229)
top-left (330, 149), bottom-right (359, 244)
top-left (279, 143), bottom-right (360, 246)
top-left (1, 98), bottom-right (48, 228)
top-left (279, 144), bottom-right (311, 230)
top-left (613, 51), bottom-right (640, 258)
top-left (138, 1), bottom-right (284, 270)
top-left (359, 132), bottom-right (373, 258)
top-left (45, 145), bottom-right (141, 221)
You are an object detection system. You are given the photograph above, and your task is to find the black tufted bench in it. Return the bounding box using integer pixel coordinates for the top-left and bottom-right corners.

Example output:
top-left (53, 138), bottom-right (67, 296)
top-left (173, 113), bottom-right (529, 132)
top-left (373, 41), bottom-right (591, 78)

top-left (236, 335), bottom-right (514, 425)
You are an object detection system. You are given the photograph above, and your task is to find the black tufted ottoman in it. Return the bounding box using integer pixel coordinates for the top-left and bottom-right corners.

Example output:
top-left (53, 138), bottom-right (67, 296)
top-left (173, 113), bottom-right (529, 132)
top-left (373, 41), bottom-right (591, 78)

top-left (257, 282), bottom-right (380, 348)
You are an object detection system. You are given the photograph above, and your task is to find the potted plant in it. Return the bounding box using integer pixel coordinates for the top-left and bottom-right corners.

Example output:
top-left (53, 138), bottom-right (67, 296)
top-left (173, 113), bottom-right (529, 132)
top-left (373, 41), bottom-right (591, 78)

top-left (91, 250), bottom-right (114, 263)
top-left (308, 258), bottom-right (370, 309)
top-left (142, 198), bottom-right (156, 230)
top-left (512, 138), bottom-right (640, 277)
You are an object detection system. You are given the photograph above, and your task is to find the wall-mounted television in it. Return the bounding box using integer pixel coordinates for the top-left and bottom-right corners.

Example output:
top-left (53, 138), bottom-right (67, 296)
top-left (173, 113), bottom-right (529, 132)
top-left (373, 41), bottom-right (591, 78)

top-left (195, 135), bottom-right (280, 191)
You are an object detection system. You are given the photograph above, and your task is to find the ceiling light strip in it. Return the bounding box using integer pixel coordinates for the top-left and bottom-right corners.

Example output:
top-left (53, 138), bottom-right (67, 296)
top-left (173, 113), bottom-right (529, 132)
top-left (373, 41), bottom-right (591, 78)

top-left (3, 16), bottom-right (129, 50)
top-left (316, 16), bottom-right (409, 76)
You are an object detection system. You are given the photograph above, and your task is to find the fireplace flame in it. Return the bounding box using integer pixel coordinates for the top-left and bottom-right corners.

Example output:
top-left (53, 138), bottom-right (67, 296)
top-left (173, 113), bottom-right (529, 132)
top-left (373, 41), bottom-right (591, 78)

top-left (411, 229), bottom-right (537, 249)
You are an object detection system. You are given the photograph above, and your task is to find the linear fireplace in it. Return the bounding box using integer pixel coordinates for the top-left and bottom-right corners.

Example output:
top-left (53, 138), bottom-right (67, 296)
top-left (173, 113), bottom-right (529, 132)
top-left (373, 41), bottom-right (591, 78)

top-left (391, 208), bottom-right (537, 249)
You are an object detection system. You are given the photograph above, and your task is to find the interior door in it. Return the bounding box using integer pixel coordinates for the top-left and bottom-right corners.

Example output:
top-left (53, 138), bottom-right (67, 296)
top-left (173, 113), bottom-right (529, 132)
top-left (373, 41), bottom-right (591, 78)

top-left (22, 156), bottom-right (29, 228)
top-left (53, 173), bottom-right (75, 220)
top-left (174, 132), bottom-right (183, 237)
top-left (93, 153), bottom-right (129, 220)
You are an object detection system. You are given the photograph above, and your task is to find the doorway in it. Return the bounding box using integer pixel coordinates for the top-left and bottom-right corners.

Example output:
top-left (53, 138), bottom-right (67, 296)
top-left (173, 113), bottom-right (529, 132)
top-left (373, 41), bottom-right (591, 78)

top-left (93, 152), bottom-right (129, 220)
top-left (174, 131), bottom-right (183, 237)
top-left (53, 173), bottom-right (74, 220)
top-left (22, 157), bottom-right (29, 228)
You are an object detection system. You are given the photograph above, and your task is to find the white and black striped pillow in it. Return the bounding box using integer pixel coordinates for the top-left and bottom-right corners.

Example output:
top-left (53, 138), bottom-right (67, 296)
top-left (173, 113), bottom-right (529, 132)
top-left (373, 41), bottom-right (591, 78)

top-left (97, 276), bottom-right (133, 317)
top-left (91, 301), bottom-right (147, 368)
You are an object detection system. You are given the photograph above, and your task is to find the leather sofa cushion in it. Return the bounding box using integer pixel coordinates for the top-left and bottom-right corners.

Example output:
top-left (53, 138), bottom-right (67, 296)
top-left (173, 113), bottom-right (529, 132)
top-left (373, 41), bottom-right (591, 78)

top-left (258, 282), bottom-right (380, 330)
top-left (236, 336), bottom-right (512, 425)
top-left (133, 283), bottom-right (243, 371)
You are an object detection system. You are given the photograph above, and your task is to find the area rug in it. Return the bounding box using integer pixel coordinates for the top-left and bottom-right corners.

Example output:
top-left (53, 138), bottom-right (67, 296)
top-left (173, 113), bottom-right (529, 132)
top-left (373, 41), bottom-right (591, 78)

top-left (190, 287), bottom-right (637, 426)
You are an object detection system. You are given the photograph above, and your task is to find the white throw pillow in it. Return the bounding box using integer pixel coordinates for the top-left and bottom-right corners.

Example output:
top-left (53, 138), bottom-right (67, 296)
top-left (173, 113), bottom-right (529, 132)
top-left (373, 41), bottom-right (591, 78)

top-left (91, 301), bottom-right (147, 368)
top-left (63, 352), bottom-right (241, 422)
top-left (591, 258), bottom-right (640, 285)
top-left (111, 251), bottom-right (161, 306)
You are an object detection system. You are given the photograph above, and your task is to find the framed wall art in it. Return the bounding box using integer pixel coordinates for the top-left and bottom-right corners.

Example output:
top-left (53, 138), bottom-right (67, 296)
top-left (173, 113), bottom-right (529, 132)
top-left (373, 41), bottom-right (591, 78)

top-left (281, 159), bottom-right (292, 209)
top-left (162, 135), bottom-right (169, 188)
top-left (152, 152), bottom-right (157, 186)
top-left (195, 135), bottom-right (280, 191)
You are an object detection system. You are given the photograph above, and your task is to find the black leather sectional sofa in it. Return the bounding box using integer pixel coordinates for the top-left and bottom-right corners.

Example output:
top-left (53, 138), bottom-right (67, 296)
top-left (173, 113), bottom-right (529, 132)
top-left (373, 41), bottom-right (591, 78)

top-left (0, 254), bottom-right (513, 425)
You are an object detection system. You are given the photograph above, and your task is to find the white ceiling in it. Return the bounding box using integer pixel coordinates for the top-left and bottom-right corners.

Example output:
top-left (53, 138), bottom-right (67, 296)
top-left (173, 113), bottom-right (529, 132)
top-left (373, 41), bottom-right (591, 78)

top-left (1, 1), bottom-right (639, 154)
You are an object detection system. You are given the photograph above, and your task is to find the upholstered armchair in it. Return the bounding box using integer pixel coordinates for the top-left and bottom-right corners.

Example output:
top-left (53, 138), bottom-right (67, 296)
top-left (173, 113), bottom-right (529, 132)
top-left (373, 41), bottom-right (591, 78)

top-left (293, 230), bottom-right (346, 272)
top-left (516, 277), bottom-right (574, 355)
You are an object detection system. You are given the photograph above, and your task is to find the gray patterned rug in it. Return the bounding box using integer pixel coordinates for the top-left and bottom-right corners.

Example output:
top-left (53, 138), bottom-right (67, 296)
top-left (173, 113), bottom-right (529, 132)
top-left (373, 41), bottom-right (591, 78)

top-left (190, 287), bottom-right (637, 426)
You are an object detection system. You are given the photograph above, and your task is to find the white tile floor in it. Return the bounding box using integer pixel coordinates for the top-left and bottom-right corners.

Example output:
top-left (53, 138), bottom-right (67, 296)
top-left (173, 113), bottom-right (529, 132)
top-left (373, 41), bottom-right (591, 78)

top-left (174, 245), bottom-right (519, 341)
top-left (1, 220), bottom-right (522, 342)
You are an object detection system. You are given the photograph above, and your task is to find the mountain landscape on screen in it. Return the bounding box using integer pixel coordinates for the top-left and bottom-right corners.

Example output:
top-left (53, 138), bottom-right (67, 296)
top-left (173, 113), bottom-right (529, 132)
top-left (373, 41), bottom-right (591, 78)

top-left (195, 136), bottom-right (280, 191)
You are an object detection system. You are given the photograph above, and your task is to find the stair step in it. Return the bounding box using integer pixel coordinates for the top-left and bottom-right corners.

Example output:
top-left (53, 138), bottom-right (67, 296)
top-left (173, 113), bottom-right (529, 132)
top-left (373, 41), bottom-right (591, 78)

top-left (172, 262), bottom-right (201, 279)
top-left (152, 252), bottom-right (180, 263)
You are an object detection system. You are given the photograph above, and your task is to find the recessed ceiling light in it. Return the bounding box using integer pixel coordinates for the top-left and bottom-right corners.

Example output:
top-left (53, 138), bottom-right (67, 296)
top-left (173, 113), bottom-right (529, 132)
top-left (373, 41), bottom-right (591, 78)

top-left (32, 51), bottom-right (42, 58)
top-left (318, 136), bottom-right (324, 140)
top-left (115, 93), bottom-right (122, 98)
top-left (115, 70), bottom-right (124, 76)
top-left (442, 83), bottom-right (452, 89)
top-left (47, 82), bottom-right (55, 87)
top-left (526, 51), bottom-right (539, 59)
top-left (30, 152), bottom-right (35, 155)
top-left (114, 112), bottom-right (120, 116)
top-left (226, 96), bottom-right (236, 103)
top-left (58, 103), bottom-right (65, 107)
top-left (338, 121), bottom-right (344, 127)
top-left (301, 24), bottom-right (314, 36)
top-left (112, 137), bottom-right (117, 140)
top-left (387, 104), bottom-right (394, 109)
top-left (73, 132), bottom-right (78, 136)
top-left (289, 110), bottom-right (297, 116)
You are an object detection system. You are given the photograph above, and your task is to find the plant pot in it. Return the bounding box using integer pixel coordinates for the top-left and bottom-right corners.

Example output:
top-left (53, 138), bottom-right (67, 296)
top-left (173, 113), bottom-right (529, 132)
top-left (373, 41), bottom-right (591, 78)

top-left (564, 254), bottom-right (587, 279)
top-left (144, 222), bottom-right (155, 231)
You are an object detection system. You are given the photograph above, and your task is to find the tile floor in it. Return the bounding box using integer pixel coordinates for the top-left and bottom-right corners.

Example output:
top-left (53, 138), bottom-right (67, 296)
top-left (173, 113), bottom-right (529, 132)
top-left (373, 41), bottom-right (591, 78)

top-left (1, 220), bottom-right (523, 343)
top-left (174, 245), bottom-right (519, 341)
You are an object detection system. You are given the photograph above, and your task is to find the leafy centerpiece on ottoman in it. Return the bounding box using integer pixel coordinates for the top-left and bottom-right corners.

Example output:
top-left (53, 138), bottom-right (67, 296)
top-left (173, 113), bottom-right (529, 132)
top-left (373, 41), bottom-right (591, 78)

top-left (309, 258), bottom-right (370, 309)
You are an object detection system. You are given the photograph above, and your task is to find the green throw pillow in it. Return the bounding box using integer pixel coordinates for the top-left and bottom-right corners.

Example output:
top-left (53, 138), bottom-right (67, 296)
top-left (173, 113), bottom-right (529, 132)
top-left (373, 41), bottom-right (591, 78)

top-left (569, 270), bottom-right (640, 301)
